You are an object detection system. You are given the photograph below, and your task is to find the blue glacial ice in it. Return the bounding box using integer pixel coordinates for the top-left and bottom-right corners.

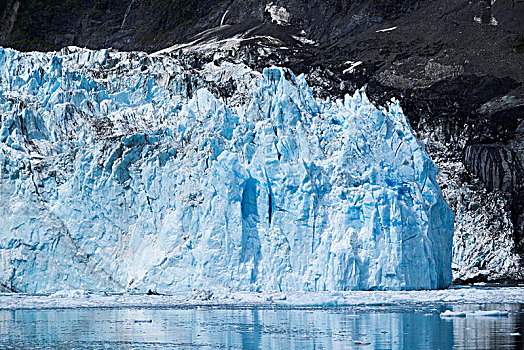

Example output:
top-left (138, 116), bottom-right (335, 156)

top-left (0, 47), bottom-right (454, 293)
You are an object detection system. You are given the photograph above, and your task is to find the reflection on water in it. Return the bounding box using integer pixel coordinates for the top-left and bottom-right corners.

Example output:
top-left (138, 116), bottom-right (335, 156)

top-left (0, 304), bottom-right (522, 349)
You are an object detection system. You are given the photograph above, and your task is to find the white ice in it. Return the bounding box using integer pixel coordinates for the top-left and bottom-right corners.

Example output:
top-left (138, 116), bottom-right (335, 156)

top-left (0, 287), bottom-right (523, 310)
top-left (0, 46), bottom-right (453, 293)
top-left (440, 309), bottom-right (510, 318)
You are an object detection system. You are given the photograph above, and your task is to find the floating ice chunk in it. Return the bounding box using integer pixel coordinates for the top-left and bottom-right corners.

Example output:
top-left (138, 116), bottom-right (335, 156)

top-left (471, 310), bottom-right (509, 317)
top-left (440, 310), bottom-right (467, 317)
top-left (440, 310), bottom-right (509, 318)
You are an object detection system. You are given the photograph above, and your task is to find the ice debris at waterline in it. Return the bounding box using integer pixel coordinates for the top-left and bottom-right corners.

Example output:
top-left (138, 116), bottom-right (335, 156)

top-left (0, 47), bottom-right (454, 293)
top-left (2, 287), bottom-right (524, 310)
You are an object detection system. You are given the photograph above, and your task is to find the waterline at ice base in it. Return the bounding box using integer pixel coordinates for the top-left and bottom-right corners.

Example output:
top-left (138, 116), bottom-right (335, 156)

top-left (0, 47), bottom-right (453, 293)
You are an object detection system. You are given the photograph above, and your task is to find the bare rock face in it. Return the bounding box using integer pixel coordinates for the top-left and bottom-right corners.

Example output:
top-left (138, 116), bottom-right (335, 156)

top-left (0, 0), bottom-right (523, 282)
top-left (465, 144), bottom-right (522, 193)
top-left (0, 0), bottom-right (423, 52)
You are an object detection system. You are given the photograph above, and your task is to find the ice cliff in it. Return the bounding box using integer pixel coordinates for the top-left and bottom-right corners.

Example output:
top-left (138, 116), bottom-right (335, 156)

top-left (0, 47), bottom-right (454, 293)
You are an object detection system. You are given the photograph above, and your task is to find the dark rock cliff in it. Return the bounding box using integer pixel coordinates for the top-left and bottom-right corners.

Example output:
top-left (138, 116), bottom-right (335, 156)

top-left (1, 0), bottom-right (523, 281)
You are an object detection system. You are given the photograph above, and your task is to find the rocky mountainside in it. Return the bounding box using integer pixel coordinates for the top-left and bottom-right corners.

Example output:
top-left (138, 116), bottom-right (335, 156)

top-left (1, 0), bottom-right (523, 282)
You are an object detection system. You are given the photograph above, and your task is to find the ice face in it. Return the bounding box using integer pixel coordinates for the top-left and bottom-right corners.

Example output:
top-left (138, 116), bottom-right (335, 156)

top-left (0, 47), bottom-right (454, 293)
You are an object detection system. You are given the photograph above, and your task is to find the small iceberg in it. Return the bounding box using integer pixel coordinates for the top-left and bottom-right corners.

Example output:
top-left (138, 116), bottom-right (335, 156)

top-left (440, 310), bottom-right (509, 318)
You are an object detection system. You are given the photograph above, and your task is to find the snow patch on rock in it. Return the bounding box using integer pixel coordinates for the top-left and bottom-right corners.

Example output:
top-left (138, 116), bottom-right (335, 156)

top-left (265, 3), bottom-right (291, 25)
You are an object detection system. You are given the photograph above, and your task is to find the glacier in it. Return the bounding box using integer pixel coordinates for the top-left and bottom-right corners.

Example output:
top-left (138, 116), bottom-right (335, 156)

top-left (0, 47), bottom-right (454, 293)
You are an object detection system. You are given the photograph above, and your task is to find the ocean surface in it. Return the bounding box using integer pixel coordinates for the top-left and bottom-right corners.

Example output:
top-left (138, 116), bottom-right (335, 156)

top-left (0, 302), bottom-right (522, 349)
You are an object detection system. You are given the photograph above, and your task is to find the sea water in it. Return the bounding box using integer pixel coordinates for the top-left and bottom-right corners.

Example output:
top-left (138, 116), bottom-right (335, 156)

top-left (0, 303), bottom-right (521, 349)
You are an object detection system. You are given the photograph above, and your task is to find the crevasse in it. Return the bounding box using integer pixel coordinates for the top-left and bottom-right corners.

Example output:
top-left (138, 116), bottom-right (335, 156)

top-left (0, 47), bottom-right (454, 293)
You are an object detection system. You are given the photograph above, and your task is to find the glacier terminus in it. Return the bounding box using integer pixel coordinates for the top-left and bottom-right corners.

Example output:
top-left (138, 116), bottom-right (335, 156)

top-left (0, 47), bottom-right (454, 293)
